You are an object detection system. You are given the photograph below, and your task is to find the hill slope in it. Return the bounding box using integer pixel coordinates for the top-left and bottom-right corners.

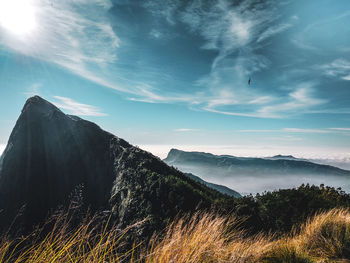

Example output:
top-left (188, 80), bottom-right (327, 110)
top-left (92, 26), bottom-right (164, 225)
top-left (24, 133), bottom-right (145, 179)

top-left (185, 173), bottom-right (241, 197)
top-left (0, 96), bottom-right (227, 235)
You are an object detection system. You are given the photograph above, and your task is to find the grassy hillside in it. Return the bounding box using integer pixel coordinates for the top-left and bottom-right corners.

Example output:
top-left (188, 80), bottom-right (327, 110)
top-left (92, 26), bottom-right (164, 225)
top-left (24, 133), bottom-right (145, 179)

top-left (1, 184), bottom-right (350, 262)
top-left (224, 184), bottom-right (350, 234)
top-left (1, 208), bottom-right (350, 262)
top-left (147, 208), bottom-right (350, 263)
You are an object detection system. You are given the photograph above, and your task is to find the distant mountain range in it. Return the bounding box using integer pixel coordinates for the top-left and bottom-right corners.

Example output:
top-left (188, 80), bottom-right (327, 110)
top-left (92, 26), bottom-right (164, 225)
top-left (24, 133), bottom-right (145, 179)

top-left (0, 96), bottom-right (229, 235)
top-left (268, 154), bottom-right (299, 160)
top-left (164, 149), bottom-right (350, 194)
top-left (165, 149), bottom-right (350, 176)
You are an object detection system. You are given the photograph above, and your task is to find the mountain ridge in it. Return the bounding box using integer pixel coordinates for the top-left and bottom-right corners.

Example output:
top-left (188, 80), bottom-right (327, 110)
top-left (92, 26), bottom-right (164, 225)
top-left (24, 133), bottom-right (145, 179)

top-left (164, 148), bottom-right (350, 176)
top-left (0, 96), bottom-right (229, 236)
top-left (164, 148), bottom-right (350, 194)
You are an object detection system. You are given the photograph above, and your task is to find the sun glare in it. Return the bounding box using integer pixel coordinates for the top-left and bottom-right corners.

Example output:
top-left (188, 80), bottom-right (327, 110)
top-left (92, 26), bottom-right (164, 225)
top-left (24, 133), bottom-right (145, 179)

top-left (0, 0), bottom-right (37, 36)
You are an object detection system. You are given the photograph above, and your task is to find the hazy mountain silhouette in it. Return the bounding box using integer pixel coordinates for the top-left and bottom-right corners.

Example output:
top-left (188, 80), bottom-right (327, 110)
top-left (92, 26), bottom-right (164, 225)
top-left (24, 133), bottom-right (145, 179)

top-left (0, 96), bottom-right (227, 235)
top-left (269, 155), bottom-right (298, 160)
top-left (164, 149), bottom-right (350, 177)
top-left (164, 149), bottom-right (350, 194)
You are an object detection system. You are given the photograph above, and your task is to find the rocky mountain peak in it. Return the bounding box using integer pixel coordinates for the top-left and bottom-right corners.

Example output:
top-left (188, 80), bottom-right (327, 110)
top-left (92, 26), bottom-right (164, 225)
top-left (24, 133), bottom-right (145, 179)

top-left (22, 95), bottom-right (63, 117)
top-left (0, 97), bottom-right (226, 236)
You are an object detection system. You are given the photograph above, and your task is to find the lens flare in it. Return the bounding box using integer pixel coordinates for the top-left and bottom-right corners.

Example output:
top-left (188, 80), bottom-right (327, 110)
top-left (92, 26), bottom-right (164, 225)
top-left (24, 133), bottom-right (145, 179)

top-left (0, 0), bottom-right (37, 36)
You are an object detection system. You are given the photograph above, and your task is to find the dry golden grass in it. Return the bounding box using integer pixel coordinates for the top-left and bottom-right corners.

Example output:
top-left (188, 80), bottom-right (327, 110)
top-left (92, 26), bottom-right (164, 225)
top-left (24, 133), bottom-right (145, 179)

top-left (144, 212), bottom-right (271, 263)
top-left (0, 213), bottom-right (143, 263)
top-left (1, 208), bottom-right (350, 262)
top-left (298, 209), bottom-right (350, 259)
top-left (261, 209), bottom-right (350, 263)
top-left (145, 209), bottom-right (350, 263)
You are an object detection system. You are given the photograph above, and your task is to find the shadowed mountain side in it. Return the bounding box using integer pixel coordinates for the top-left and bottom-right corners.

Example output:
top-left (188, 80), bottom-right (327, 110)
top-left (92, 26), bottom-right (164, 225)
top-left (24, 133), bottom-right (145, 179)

top-left (0, 96), bottom-right (228, 236)
top-left (185, 173), bottom-right (241, 198)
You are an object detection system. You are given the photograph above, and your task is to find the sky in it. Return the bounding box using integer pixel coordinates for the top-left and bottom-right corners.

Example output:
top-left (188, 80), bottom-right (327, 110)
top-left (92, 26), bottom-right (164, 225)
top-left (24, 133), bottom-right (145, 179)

top-left (0, 0), bottom-right (350, 162)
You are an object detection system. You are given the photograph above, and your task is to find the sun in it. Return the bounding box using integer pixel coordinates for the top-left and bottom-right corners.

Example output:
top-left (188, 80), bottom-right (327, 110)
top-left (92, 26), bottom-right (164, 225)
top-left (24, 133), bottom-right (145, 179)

top-left (0, 0), bottom-right (37, 36)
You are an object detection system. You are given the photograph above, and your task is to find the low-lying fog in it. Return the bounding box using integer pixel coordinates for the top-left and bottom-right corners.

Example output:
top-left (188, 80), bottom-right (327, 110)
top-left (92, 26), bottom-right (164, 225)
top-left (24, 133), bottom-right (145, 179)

top-left (176, 165), bottom-right (350, 196)
top-left (311, 159), bottom-right (350, 171)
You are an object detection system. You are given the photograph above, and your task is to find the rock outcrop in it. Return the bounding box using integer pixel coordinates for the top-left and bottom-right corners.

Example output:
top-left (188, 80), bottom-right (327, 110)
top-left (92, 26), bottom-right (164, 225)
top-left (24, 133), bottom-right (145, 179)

top-left (0, 96), bottom-right (225, 236)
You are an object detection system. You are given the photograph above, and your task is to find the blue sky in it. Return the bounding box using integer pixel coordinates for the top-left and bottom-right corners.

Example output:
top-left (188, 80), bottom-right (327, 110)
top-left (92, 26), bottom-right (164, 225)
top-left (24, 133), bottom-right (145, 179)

top-left (0, 0), bottom-right (350, 160)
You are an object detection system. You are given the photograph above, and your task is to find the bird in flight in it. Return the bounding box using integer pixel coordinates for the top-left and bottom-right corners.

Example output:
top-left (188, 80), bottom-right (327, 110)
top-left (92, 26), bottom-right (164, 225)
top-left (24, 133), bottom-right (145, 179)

top-left (248, 77), bottom-right (251, 86)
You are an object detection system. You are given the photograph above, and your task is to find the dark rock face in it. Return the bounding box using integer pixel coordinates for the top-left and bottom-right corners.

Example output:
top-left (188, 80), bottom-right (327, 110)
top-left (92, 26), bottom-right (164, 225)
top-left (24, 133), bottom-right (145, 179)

top-left (0, 96), bottom-right (118, 229)
top-left (0, 96), bottom-right (225, 235)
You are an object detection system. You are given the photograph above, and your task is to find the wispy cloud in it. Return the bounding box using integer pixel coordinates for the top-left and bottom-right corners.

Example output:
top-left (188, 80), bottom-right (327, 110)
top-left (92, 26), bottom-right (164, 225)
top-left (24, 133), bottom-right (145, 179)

top-left (23, 83), bottom-right (42, 97)
top-left (149, 29), bottom-right (162, 39)
top-left (257, 23), bottom-right (292, 43)
top-left (282, 128), bottom-right (331, 134)
top-left (248, 96), bottom-right (275, 105)
top-left (329, 128), bottom-right (350, 131)
top-left (179, 0), bottom-right (281, 68)
top-left (0, 0), bottom-right (134, 94)
top-left (52, 96), bottom-right (107, 116)
top-left (237, 129), bottom-right (279, 133)
top-left (237, 127), bottom-right (350, 134)
top-left (275, 135), bottom-right (303, 141)
top-left (174, 128), bottom-right (200, 132)
top-left (0, 0), bottom-right (340, 120)
top-left (201, 82), bottom-right (326, 119)
top-left (254, 83), bottom-right (326, 118)
top-left (292, 10), bottom-right (350, 52)
top-left (143, 0), bottom-right (179, 25)
top-left (154, 0), bottom-right (322, 119)
top-left (320, 59), bottom-right (350, 81)
top-left (291, 38), bottom-right (319, 51)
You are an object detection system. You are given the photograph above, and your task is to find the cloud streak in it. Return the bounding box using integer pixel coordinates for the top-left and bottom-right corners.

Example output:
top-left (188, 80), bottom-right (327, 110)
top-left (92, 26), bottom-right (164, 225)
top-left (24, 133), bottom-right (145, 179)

top-left (257, 23), bottom-right (292, 43)
top-left (0, 0), bottom-right (134, 94)
top-left (200, 82), bottom-right (326, 118)
top-left (174, 128), bottom-right (200, 132)
top-left (0, 0), bottom-right (345, 121)
top-left (23, 83), bottom-right (42, 97)
top-left (237, 128), bottom-right (350, 134)
top-left (329, 128), bottom-right (350, 131)
top-left (52, 96), bottom-right (107, 116)
top-left (152, 0), bottom-right (323, 119)
top-left (320, 59), bottom-right (350, 81)
top-left (282, 128), bottom-right (331, 134)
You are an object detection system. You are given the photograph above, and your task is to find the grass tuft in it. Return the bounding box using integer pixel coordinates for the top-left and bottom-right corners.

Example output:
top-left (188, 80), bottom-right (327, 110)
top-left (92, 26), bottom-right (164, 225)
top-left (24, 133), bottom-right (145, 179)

top-left (145, 209), bottom-right (350, 263)
top-left (2, 208), bottom-right (350, 262)
top-left (0, 211), bottom-right (143, 263)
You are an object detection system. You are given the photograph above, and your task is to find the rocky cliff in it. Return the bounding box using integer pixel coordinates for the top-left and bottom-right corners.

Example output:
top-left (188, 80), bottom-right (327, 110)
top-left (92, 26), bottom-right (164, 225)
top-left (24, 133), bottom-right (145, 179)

top-left (0, 96), bottom-right (227, 236)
